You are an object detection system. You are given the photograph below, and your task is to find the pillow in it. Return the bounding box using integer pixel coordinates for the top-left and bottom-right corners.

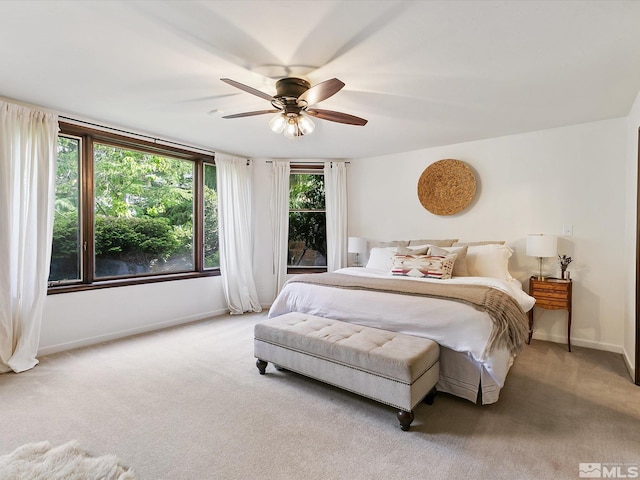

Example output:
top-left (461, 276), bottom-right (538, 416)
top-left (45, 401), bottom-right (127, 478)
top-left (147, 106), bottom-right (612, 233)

top-left (396, 245), bottom-right (429, 255)
top-left (465, 244), bottom-right (513, 280)
top-left (391, 253), bottom-right (457, 279)
top-left (377, 240), bottom-right (409, 247)
top-left (453, 241), bottom-right (505, 246)
top-left (366, 245), bottom-right (431, 270)
top-left (365, 247), bottom-right (398, 271)
top-left (409, 239), bottom-right (458, 247)
top-left (429, 245), bottom-right (468, 276)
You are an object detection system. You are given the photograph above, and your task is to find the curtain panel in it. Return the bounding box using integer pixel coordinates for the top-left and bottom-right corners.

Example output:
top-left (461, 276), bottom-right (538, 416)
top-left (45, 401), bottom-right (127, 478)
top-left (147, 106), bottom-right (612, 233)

top-left (216, 153), bottom-right (262, 314)
top-left (0, 101), bottom-right (59, 373)
top-left (270, 160), bottom-right (290, 296)
top-left (324, 161), bottom-right (348, 272)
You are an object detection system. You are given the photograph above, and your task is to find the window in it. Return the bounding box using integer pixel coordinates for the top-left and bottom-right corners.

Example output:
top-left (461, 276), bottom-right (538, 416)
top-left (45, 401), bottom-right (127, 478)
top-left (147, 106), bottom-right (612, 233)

top-left (288, 168), bottom-right (326, 272)
top-left (50, 135), bottom-right (81, 282)
top-left (48, 122), bottom-right (219, 293)
top-left (203, 163), bottom-right (219, 269)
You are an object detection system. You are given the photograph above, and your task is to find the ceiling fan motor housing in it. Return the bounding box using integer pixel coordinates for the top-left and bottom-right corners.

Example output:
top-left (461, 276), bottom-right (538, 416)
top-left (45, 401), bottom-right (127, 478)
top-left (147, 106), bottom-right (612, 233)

top-left (275, 77), bottom-right (311, 100)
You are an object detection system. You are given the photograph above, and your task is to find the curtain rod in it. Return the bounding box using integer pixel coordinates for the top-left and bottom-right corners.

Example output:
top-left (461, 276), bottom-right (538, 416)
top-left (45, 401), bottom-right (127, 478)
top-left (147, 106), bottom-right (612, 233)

top-left (59, 115), bottom-right (218, 157)
top-left (265, 160), bottom-right (350, 164)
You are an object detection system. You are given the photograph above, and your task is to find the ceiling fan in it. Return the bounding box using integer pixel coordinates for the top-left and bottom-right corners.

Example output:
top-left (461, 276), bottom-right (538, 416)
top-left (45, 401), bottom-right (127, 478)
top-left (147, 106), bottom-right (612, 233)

top-left (220, 77), bottom-right (368, 138)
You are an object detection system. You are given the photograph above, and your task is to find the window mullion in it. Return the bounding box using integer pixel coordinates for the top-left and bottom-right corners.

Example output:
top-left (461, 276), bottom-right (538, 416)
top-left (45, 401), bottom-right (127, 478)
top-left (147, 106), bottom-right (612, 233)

top-left (194, 160), bottom-right (204, 272)
top-left (82, 134), bottom-right (95, 284)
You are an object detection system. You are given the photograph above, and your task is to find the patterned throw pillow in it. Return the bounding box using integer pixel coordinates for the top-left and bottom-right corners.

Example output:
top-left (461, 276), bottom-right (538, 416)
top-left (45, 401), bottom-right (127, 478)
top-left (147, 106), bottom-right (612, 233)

top-left (391, 253), bottom-right (457, 279)
top-left (429, 245), bottom-right (468, 276)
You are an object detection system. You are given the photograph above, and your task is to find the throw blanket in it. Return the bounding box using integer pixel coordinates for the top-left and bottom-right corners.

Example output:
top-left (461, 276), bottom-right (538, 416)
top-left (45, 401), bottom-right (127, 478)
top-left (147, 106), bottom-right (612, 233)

top-left (287, 273), bottom-right (529, 356)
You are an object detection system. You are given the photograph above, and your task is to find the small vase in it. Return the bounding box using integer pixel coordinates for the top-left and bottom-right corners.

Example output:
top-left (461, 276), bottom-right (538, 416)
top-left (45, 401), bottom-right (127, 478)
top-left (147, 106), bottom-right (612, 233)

top-left (561, 270), bottom-right (570, 280)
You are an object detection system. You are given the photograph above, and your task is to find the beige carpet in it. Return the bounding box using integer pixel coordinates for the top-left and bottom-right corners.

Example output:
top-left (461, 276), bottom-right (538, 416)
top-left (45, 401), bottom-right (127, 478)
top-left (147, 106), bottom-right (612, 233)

top-left (0, 312), bottom-right (639, 480)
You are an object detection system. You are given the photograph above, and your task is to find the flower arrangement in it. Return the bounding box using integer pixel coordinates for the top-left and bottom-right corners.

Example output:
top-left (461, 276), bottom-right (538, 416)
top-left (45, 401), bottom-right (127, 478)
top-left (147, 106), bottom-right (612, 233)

top-left (558, 254), bottom-right (573, 279)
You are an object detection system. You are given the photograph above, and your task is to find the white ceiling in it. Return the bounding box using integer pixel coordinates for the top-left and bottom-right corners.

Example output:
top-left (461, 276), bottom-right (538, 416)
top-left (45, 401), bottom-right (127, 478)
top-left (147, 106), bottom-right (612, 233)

top-left (2, 0), bottom-right (640, 160)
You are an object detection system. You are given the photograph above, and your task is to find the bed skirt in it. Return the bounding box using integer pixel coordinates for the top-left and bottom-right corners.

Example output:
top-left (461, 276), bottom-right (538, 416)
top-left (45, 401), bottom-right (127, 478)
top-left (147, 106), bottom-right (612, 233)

top-left (437, 347), bottom-right (513, 404)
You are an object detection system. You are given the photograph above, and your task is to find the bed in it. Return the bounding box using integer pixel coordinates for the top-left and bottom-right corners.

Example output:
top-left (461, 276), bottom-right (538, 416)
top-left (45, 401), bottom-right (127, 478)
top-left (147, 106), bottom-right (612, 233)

top-left (267, 241), bottom-right (535, 404)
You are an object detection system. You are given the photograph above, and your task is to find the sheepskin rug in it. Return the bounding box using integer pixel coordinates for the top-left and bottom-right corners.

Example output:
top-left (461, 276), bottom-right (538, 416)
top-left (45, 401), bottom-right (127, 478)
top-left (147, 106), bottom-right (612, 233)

top-left (0, 441), bottom-right (136, 480)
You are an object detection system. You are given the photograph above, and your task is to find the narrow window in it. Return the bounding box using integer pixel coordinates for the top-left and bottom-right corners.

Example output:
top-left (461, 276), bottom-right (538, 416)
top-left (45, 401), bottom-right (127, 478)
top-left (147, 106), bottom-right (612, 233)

top-left (49, 135), bottom-right (81, 283)
top-left (203, 162), bottom-right (219, 269)
top-left (288, 170), bottom-right (327, 271)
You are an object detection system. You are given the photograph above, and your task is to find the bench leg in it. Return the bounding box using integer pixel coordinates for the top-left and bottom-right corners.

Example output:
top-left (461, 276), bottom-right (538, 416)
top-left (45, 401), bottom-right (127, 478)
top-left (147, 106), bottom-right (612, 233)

top-left (423, 387), bottom-right (437, 405)
top-left (256, 359), bottom-right (268, 375)
top-left (397, 410), bottom-right (414, 431)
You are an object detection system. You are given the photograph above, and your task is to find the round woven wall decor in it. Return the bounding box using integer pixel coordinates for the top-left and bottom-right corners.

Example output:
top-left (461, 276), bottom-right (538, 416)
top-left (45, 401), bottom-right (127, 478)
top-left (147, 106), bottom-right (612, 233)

top-left (417, 159), bottom-right (476, 215)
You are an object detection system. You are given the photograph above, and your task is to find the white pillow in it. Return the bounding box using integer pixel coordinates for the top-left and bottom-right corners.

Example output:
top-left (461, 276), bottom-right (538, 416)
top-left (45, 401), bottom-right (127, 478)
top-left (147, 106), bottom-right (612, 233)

top-left (365, 247), bottom-right (398, 271)
top-left (465, 244), bottom-right (513, 280)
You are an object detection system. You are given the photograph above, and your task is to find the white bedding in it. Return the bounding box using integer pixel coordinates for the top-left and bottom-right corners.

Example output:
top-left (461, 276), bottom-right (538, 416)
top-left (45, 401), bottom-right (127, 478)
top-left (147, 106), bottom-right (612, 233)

top-left (268, 267), bottom-right (535, 395)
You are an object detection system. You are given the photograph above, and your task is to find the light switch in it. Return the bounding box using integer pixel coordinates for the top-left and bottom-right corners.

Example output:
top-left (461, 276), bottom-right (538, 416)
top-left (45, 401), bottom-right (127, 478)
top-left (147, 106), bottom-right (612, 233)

top-left (562, 224), bottom-right (573, 236)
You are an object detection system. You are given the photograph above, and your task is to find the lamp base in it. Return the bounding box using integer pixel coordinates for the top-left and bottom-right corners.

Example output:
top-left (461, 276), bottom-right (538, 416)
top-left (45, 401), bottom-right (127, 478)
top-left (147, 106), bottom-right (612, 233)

top-left (537, 257), bottom-right (547, 281)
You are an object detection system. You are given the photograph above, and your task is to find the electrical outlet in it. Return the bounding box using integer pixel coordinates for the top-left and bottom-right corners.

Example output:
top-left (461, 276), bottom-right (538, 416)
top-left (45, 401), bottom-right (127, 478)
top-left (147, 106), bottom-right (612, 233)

top-left (562, 224), bottom-right (573, 236)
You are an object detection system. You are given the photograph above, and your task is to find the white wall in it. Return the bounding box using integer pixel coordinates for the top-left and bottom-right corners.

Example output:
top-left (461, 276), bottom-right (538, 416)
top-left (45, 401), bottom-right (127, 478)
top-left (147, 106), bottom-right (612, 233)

top-left (40, 276), bottom-right (228, 355)
top-left (624, 90), bottom-right (640, 378)
top-left (347, 118), bottom-right (627, 353)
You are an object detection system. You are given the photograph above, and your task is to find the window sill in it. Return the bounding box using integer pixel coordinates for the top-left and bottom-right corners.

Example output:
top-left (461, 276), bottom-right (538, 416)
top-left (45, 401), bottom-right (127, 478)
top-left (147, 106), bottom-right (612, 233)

top-left (286, 267), bottom-right (327, 275)
top-left (47, 269), bottom-right (220, 295)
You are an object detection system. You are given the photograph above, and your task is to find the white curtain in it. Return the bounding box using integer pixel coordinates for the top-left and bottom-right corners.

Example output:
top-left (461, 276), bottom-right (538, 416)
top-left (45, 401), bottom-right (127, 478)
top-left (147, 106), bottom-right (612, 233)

top-left (324, 161), bottom-right (348, 272)
top-left (270, 160), bottom-right (290, 296)
top-left (216, 153), bottom-right (262, 314)
top-left (0, 101), bottom-right (59, 373)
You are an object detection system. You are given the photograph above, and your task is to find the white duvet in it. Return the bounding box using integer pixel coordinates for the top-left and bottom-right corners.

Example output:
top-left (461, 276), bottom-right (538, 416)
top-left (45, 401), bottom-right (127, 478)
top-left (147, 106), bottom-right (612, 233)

top-left (268, 267), bottom-right (535, 388)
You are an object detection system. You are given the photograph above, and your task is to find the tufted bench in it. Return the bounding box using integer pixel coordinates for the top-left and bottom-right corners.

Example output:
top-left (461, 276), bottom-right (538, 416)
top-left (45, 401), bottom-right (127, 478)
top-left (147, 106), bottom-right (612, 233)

top-left (254, 312), bottom-right (440, 431)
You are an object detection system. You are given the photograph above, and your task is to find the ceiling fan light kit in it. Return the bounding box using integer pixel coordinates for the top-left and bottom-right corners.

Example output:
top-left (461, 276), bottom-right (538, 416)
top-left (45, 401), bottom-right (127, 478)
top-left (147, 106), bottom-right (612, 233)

top-left (269, 112), bottom-right (315, 138)
top-left (220, 76), bottom-right (367, 138)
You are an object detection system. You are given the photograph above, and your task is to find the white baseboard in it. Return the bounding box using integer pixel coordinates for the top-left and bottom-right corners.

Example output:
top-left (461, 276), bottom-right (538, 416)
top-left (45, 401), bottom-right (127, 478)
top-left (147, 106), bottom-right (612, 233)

top-left (37, 308), bottom-right (230, 356)
top-left (622, 347), bottom-right (636, 381)
top-left (531, 332), bottom-right (624, 354)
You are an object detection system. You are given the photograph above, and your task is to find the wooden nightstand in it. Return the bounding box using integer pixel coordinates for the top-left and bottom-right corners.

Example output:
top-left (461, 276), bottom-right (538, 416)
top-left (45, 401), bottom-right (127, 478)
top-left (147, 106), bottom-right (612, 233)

top-left (528, 276), bottom-right (573, 351)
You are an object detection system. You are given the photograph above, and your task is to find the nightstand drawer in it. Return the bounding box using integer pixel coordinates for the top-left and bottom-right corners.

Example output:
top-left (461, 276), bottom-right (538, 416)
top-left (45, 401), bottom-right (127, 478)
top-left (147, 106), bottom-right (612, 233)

top-left (534, 298), bottom-right (569, 309)
top-left (530, 281), bottom-right (570, 293)
top-left (529, 289), bottom-right (568, 301)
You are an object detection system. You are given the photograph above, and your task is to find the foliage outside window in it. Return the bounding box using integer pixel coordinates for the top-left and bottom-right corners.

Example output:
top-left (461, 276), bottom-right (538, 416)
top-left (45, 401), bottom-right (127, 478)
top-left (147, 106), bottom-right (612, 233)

top-left (203, 163), bottom-right (219, 268)
top-left (48, 123), bottom-right (219, 293)
top-left (50, 136), bottom-right (81, 282)
top-left (288, 170), bottom-right (327, 271)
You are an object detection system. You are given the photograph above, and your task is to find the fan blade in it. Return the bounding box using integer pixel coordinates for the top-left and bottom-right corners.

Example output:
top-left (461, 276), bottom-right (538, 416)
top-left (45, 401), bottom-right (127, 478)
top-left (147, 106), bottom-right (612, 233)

top-left (306, 109), bottom-right (368, 126)
top-left (222, 110), bottom-right (279, 119)
top-left (220, 78), bottom-right (274, 102)
top-left (298, 78), bottom-right (345, 106)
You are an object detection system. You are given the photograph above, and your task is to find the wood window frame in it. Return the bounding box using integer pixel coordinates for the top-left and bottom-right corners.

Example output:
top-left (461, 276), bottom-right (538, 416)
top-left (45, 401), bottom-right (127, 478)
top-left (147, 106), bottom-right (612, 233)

top-left (287, 164), bottom-right (327, 274)
top-left (48, 122), bottom-right (219, 295)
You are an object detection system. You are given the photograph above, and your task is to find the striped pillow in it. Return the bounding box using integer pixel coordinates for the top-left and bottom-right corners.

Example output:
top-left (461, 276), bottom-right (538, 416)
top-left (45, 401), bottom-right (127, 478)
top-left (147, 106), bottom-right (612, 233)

top-left (391, 253), bottom-right (457, 279)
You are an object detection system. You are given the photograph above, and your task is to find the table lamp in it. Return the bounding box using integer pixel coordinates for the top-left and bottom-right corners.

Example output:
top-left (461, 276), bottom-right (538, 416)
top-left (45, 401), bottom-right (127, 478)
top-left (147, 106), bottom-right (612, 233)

top-left (526, 234), bottom-right (558, 280)
top-left (348, 237), bottom-right (367, 267)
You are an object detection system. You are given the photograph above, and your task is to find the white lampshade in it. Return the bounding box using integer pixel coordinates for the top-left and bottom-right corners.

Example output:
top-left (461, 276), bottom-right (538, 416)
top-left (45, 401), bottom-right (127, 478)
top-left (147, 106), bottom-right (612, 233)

top-left (348, 237), bottom-right (367, 254)
top-left (526, 234), bottom-right (558, 258)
